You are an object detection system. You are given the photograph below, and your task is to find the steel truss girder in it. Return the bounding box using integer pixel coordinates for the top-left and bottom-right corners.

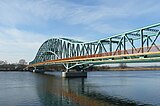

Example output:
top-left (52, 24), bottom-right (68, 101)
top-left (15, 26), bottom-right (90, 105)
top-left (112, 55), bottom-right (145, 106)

top-left (29, 23), bottom-right (160, 70)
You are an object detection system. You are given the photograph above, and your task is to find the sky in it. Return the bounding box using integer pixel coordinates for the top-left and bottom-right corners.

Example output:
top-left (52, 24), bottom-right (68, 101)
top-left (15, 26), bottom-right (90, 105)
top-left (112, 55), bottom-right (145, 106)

top-left (0, 0), bottom-right (160, 63)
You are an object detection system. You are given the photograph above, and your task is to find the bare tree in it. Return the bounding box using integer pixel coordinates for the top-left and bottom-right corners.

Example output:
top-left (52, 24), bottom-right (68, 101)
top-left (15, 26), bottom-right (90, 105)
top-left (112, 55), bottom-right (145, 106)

top-left (0, 60), bottom-right (7, 65)
top-left (18, 59), bottom-right (27, 65)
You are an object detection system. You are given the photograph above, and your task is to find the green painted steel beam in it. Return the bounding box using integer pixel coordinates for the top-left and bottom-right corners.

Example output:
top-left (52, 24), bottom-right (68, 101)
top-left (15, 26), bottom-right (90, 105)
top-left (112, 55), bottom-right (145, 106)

top-left (29, 22), bottom-right (160, 70)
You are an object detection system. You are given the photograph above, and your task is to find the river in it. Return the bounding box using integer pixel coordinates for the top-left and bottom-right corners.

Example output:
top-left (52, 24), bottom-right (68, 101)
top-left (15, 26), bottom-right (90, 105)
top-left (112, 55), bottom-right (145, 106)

top-left (0, 71), bottom-right (160, 106)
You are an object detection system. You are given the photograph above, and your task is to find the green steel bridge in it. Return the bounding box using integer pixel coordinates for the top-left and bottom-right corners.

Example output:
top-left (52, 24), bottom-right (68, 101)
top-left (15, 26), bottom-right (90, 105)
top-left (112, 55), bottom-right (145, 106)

top-left (28, 23), bottom-right (160, 77)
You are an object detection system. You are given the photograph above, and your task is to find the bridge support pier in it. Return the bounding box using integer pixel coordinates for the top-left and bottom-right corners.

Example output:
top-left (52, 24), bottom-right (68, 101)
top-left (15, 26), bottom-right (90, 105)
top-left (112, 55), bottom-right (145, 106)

top-left (62, 71), bottom-right (87, 78)
top-left (32, 69), bottom-right (45, 73)
top-left (32, 67), bottom-right (45, 73)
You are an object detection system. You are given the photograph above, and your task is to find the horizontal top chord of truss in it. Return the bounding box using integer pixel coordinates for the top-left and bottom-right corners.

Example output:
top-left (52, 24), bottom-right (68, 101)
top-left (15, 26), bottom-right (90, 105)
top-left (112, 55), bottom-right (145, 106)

top-left (29, 23), bottom-right (160, 66)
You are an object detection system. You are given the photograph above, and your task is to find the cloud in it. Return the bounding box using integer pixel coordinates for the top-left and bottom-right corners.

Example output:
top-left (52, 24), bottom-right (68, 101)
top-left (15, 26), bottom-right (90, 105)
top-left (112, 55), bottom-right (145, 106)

top-left (0, 1), bottom-right (143, 25)
top-left (0, 0), bottom-right (159, 33)
top-left (0, 0), bottom-right (160, 63)
top-left (0, 27), bottom-right (49, 63)
top-left (0, 26), bottom-right (87, 63)
top-left (0, 27), bottom-right (47, 48)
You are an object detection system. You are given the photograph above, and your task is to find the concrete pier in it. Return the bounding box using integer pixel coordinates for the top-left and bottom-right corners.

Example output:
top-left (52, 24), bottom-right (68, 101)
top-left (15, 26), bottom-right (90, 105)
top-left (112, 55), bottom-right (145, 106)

top-left (62, 71), bottom-right (87, 78)
top-left (32, 69), bottom-right (45, 73)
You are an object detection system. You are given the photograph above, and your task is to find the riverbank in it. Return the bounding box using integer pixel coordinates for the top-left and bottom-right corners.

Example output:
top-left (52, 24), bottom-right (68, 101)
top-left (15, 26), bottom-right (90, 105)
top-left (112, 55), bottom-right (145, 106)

top-left (0, 70), bottom-right (27, 72)
top-left (105, 67), bottom-right (160, 71)
top-left (91, 65), bottom-right (160, 71)
top-left (1, 64), bottom-right (160, 72)
top-left (0, 64), bottom-right (27, 71)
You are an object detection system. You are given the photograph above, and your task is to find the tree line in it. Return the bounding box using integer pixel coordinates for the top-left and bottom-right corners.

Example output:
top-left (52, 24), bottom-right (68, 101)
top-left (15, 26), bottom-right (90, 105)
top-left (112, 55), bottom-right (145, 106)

top-left (0, 59), bottom-right (27, 71)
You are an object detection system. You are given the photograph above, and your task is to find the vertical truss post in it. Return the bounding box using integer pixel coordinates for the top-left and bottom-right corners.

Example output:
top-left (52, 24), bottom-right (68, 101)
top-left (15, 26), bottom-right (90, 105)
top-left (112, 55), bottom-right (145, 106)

top-left (119, 42), bottom-right (122, 55)
top-left (66, 63), bottom-right (69, 72)
top-left (147, 37), bottom-right (149, 50)
top-left (87, 44), bottom-right (90, 55)
top-left (76, 44), bottom-right (80, 56)
top-left (140, 29), bottom-right (144, 53)
top-left (123, 35), bottom-right (126, 54)
top-left (82, 45), bottom-right (85, 56)
top-left (80, 44), bottom-right (85, 56)
top-left (109, 38), bottom-right (112, 56)
top-left (131, 39), bottom-right (134, 54)
top-left (90, 44), bottom-right (92, 55)
top-left (93, 44), bottom-right (96, 54)
top-left (58, 40), bottom-right (61, 58)
top-left (70, 44), bottom-right (72, 57)
top-left (67, 43), bottom-right (70, 58)
top-left (99, 42), bottom-right (102, 54)
top-left (71, 45), bottom-right (73, 57)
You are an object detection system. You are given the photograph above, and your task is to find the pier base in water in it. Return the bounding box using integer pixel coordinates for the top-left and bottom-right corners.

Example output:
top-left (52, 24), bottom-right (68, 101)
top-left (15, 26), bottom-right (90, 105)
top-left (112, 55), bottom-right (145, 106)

top-left (32, 69), bottom-right (45, 73)
top-left (62, 71), bottom-right (87, 78)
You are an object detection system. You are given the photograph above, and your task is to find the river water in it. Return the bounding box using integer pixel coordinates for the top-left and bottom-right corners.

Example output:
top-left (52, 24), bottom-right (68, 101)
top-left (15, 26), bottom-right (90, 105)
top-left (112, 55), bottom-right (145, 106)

top-left (0, 71), bottom-right (160, 106)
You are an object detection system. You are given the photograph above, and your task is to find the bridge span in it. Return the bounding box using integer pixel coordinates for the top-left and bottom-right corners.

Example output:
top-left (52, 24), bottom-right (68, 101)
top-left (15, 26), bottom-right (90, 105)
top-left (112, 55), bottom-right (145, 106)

top-left (28, 23), bottom-right (160, 77)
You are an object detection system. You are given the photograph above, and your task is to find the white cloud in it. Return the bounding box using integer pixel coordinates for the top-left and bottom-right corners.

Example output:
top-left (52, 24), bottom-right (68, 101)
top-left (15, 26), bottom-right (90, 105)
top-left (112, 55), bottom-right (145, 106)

top-left (0, 27), bottom-right (87, 63)
top-left (0, 27), bottom-right (47, 49)
top-left (0, 27), bottom-right (49, 63)
top-left (0, 0), bottom-right (152, 27)
top-left (0, 0), bottom-right (160, 63)
top-left (0, 0), bottom-right (159, 33)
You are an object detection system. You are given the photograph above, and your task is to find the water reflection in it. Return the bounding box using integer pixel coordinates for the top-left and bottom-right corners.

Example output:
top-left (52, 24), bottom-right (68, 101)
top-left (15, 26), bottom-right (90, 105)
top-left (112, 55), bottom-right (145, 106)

top-left (34, 73), bottom-right (79, 106)
top-left (34, 73), bottom-right (153, 106)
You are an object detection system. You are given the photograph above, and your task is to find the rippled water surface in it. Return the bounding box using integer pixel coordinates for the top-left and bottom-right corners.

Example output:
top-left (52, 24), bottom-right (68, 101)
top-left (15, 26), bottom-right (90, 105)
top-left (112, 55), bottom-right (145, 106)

top-left (0, 71), bottom-right (160, 106)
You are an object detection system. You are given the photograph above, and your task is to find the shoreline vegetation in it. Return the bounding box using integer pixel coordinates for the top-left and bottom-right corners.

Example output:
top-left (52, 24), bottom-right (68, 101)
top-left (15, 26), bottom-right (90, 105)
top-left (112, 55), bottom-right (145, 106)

top-left (0, 64), bottom-right (160, 71)
top-left (97, 67), bottom-right (160, 71)
top-left (0, 64), bottom-right (27, 71)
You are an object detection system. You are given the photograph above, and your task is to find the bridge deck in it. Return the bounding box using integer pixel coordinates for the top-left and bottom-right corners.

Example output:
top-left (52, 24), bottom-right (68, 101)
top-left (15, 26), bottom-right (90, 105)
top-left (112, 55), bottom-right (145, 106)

top-left (29, 50), bottom-right (160, 67)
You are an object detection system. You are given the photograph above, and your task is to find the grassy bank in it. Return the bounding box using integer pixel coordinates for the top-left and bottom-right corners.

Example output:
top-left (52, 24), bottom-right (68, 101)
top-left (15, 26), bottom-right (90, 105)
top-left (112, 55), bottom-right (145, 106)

top-left (99, 67), bottom-right (160, 71)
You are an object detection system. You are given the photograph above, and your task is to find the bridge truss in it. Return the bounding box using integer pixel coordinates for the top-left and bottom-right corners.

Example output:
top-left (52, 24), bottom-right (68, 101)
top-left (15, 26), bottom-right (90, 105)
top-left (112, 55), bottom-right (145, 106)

top-left (29, 23), bottom-right (160, 71)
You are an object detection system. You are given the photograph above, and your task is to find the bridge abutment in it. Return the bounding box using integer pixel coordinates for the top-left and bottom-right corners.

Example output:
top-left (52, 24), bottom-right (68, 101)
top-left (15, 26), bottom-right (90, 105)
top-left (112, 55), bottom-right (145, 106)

top-left (62, 71), bottom-right (87, 78)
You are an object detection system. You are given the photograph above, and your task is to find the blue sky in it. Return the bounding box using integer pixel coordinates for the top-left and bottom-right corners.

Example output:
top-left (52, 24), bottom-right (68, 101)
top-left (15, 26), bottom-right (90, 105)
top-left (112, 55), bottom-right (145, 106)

top-left (0, 0), bottom-right (160, 63)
